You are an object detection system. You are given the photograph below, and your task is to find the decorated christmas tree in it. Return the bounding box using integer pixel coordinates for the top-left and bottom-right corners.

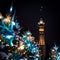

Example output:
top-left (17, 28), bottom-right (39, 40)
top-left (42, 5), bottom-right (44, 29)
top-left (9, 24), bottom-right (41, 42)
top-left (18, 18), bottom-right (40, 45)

top-left (48, 44), bottom-right (60, 60)
top-left (0, 4), bottom-right (39, 60)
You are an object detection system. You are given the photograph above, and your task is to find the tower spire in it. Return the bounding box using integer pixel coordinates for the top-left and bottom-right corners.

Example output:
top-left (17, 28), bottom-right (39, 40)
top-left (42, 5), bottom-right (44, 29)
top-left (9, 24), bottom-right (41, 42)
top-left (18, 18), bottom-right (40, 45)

top-left (38, 18), bottom-right (46, 60)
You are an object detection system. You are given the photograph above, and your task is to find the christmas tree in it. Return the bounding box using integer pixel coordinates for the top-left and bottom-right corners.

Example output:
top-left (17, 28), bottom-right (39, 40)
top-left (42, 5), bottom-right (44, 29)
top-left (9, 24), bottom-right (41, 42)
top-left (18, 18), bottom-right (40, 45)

top-left (0, 4), bottom-right (39, 60)
top-left (48, 44), bottom-right (60, 60)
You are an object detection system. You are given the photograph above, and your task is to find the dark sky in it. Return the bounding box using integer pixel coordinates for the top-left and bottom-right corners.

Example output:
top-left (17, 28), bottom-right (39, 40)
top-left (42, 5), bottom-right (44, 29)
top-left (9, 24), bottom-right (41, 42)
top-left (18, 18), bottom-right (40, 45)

top-left (0, 0), bottom-right (60, 49)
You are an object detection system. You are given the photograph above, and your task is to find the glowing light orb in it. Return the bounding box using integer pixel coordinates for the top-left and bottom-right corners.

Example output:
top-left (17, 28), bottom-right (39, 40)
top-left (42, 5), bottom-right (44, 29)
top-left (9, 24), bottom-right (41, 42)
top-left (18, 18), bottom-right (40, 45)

top-left (4, 18), bottom-right (10, 24)
top-left (0, 13), bottom-right (3, 19)
top-left (52, 49), bottom-right (55, 52)
top-left (12, 21), bottom-right (15, 26)
top-left (6, 35), bottom-right (13, 39)
top-left (18, 45), bottom-right (25, 50)
top-left (40, 20), bottom-right (43, 24)
top-left (20, 45), bottom-right (24, 50)
top-left (36, 54), bottom-right (40, 57)
top-left (27, 43), bottom-right (31, 47)
top-left (38, 18), bottom-right (45, 25)
top-left (26, 31), bottom-right (31, 36)
top-left (4, 15), bottom-right (11, 24)
top-left (10, 6), bottom-right (13, 13)
top-left (22, 34), bottom-right (27, 38)
top-left (0, 39), bottom-right (1, 42)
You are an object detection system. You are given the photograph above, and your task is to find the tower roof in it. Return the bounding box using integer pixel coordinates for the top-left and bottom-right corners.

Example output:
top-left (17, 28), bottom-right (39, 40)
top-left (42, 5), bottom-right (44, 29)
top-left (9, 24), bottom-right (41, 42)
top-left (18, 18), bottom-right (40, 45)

top-left (38, 18), bottom-right (45, 25)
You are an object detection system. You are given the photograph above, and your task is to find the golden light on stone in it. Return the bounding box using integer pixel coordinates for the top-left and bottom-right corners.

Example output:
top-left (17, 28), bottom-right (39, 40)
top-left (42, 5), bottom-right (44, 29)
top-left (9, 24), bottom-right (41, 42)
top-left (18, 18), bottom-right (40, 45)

top-left (4, 14), bottom-right (11, 24)
top-left (39, 28), bottom-right (44, 31)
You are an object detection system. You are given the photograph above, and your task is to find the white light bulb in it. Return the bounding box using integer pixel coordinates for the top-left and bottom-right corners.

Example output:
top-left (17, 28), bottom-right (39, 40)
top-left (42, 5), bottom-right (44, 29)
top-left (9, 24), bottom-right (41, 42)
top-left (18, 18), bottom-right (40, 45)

top-left (27, 44), bottom-right (31, 47)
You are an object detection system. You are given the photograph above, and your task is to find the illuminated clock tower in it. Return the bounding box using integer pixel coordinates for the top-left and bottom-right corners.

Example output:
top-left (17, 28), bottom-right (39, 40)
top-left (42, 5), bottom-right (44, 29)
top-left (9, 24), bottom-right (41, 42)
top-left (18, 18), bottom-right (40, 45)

top-left (38, 18), bottom-right (46, 60)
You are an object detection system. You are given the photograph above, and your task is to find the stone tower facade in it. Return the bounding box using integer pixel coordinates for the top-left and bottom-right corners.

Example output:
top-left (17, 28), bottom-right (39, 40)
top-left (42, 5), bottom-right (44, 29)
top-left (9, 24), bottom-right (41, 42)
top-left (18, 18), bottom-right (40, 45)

top-left (38, 18), bottom-right (46, 60)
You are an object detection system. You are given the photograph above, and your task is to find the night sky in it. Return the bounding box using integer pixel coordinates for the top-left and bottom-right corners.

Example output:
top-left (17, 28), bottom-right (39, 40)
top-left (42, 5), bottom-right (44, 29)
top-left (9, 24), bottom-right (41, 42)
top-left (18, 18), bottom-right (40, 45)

top-left (0, 0), bottom-right (60, 50)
